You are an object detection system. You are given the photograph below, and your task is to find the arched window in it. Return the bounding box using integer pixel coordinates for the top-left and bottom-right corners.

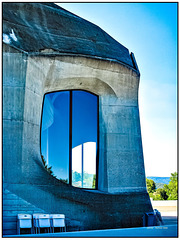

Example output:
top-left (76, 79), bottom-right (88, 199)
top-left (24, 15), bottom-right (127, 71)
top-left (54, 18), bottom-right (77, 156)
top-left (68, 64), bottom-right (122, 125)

top-left (41, 90), bottom-right (98, 189)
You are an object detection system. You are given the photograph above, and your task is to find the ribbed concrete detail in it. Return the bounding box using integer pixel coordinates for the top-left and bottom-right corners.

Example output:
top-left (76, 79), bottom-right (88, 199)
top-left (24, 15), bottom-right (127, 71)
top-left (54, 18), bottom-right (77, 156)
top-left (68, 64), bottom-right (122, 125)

top-left (3, 186), bottom-right (45, 235)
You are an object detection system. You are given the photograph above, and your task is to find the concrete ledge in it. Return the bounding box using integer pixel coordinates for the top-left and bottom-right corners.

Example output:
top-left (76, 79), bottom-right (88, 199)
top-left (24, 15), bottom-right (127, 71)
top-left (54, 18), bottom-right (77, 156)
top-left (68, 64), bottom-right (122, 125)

top-left (151, 200), bottom-right (177, 216)
top-left (151, 200), bottom-right (177, 207)
top-left (5, 225), bottom-right (178, 238)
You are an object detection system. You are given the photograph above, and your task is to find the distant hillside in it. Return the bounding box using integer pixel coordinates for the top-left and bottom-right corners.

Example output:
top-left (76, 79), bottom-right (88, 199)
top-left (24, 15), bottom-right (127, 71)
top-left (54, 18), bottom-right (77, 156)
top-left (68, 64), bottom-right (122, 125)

top-left (147, 177), bottom-right (170, 184)
top-left (147, 177), bottom-right (170, 189)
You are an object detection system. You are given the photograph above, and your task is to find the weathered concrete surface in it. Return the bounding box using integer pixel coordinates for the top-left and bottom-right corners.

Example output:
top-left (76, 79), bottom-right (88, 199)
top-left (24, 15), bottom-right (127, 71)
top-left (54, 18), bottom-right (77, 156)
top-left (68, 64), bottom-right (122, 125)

top-left (3, 45), bottom-right (27, 183)
top-left (3, 47), bottom-right (146, 192)
top-left (3, 44), bottom-right (151, 231)
top-left (3, 2), bottom-right (151, 232)
top-left (3, 187), bottom-right (45, 235)
top-left (3, 2), bottom-right (135, 68)
top-left (5, 182), bottom-right (152, 232)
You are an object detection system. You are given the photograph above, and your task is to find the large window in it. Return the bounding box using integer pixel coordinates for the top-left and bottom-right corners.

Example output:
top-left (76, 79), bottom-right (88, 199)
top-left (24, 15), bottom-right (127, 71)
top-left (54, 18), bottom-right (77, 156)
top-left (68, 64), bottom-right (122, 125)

top-left (41, 90), bottom-right (98, 189)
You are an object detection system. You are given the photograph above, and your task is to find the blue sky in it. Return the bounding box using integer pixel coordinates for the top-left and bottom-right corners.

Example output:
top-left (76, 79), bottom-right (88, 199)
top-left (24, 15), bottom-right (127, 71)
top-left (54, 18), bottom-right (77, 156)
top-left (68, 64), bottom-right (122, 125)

top-left (56, 3), bottom-right (177, 177)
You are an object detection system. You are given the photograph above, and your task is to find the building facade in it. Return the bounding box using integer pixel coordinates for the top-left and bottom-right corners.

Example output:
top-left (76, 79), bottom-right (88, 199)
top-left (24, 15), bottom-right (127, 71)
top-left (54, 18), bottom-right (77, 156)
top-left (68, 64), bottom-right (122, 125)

top-left (3, 2), bottom-right (152, 235)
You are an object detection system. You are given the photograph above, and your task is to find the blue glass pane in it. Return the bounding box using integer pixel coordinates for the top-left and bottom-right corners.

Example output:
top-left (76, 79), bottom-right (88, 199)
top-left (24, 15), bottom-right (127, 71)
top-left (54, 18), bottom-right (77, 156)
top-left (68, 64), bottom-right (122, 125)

top-left (41, 90), bottom-right (98, 189)
top-left (72, 91), bottom-right (97, 188)
top-left (41, 91), bottom-right (69, 183)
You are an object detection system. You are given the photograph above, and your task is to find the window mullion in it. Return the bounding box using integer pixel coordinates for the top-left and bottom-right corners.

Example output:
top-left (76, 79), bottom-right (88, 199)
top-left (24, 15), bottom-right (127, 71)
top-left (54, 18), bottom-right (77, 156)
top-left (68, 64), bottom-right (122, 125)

top-left (82, 143), bottom-right (84, 188)
top-left (69, 91), bottom-right (72, 185)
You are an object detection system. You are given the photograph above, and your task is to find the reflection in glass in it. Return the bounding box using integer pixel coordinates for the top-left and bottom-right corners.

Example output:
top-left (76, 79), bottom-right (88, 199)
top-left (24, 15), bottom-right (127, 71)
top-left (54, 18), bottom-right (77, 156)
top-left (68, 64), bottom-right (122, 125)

top-left (72, 91), bottom-right (97, 189)
top-left (41, 91), bottom-right (70, 183)
top-left (41, 90), bottom-right (98, 189)
top-left (72, 145), bottom-right (82, 187)
top-left (83, 142), bottom-right (96, 188)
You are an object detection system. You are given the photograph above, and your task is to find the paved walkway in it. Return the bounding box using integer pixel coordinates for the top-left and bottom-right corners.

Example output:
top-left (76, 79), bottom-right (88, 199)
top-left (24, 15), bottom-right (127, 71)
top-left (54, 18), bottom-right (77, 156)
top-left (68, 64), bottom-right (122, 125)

top-left (5, 224), bottom-right (177, 238)
top-left (162, 216), bottom-right (178, 226)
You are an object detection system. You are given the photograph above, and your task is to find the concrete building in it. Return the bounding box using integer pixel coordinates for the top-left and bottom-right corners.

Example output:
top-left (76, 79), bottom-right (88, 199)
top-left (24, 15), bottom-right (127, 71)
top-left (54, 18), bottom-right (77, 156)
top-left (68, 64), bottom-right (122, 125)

top-left (3, 2), bottom-right (152, 235)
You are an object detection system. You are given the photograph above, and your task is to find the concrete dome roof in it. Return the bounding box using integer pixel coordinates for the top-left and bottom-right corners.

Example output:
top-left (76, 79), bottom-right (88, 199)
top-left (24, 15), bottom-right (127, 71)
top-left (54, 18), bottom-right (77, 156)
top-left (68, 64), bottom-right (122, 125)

top-left (3, 2), bottom-right (137, 69)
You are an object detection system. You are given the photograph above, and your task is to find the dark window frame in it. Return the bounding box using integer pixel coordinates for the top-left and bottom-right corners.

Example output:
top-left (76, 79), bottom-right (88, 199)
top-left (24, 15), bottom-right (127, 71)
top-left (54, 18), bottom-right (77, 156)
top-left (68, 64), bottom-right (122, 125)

top-left (40, 89), bottom-right (99, 190)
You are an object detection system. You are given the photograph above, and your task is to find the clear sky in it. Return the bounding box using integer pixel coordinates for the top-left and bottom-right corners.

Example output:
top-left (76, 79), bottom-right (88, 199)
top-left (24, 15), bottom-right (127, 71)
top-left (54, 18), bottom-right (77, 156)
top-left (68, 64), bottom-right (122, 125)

top-left (56, 2), bottom-right (177, 177)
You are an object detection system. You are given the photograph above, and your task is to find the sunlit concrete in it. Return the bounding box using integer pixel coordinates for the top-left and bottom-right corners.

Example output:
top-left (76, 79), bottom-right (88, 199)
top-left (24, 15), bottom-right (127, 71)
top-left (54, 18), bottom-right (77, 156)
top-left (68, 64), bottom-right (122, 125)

top-left (3, 2), bottom-right (152, 233)
top-left (4, 51), bottom-right (146, 193)
top-left (151, 200), bottom-right (177, 217)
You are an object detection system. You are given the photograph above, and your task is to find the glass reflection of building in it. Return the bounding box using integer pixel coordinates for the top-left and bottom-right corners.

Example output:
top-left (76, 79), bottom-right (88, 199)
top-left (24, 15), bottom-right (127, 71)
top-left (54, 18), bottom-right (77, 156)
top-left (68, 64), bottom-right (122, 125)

top-left (41, 90), bottom-right (98, 189)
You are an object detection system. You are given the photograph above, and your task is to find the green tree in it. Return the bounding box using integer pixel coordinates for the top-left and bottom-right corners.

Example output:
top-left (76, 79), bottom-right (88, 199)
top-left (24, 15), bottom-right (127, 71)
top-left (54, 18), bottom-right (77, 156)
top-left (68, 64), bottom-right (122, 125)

top-left (41, 155), bottom-right (54, 176)
top-left (152, 188), bottom-right (168, 200)
top-left (147, 172), bottom-right (178, 201)
top-left (146, 178), bottom-right (156, 193)
top-left (92, 174), bottom-right (96, 188)
top-left (72, 171), bottom-right (81, 184)
top-left (165, 172), bottom-right (178, 200)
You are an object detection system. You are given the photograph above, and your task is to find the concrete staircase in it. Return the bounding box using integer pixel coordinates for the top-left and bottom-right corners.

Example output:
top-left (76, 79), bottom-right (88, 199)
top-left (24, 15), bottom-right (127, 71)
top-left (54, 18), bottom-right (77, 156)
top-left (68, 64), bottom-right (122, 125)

top-left (3, 187), bottom-right (45, 236)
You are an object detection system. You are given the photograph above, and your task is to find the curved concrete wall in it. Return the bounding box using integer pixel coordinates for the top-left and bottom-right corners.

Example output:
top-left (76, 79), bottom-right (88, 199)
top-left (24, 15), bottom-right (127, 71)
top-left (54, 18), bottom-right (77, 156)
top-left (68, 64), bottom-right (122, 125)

top-left (3, 44), bottom-right (151, 231)
top-left (3, 45), bottom-right (145, 192)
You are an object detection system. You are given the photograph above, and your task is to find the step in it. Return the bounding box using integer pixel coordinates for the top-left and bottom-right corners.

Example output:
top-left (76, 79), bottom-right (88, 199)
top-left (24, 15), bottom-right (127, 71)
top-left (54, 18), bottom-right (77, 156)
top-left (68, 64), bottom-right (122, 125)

top-left (3, 188), bottom-right (45, 235)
